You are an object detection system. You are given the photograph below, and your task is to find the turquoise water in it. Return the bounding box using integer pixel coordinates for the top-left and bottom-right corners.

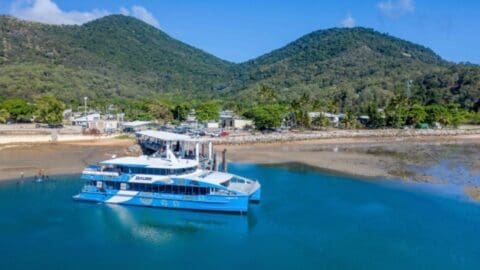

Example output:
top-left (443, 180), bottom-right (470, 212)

top-left (0, 163), bottom-right (479, 270)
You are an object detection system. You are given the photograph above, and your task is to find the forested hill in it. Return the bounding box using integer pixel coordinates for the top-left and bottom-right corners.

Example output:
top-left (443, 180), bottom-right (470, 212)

top-left (0, 15), bottom-right (479, 110)
top-left (0, 15), bottom-right (233, 101)
top-left (231, 27), bottom-right (476, 108)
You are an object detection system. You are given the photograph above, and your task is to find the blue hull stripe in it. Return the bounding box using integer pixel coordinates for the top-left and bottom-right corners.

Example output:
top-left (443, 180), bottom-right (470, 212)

top-left (74, 191), bottom-right (249, 213)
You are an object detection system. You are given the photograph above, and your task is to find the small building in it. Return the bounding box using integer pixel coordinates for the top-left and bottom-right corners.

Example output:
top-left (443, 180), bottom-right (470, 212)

top-left (220, 110), bottom-right (253, 130)
top-left (62, 109), bottom-right (73, 122)
top-left (72, 113), bottom-right (101, 126)
top-left (206, 122), bottom-right (220, 129)
top-left (121, 121), bottom-right (152, 133)
top-left (220, 110), bottom-right (235, 127)
top-left (186, 109), bottom-right (197, 123)
top-left (309, 112), bottom-right (340, 126)
top-left (88, 120), bottom-right (119, 134)
top-left (232, 119), bottom-right (253, 129)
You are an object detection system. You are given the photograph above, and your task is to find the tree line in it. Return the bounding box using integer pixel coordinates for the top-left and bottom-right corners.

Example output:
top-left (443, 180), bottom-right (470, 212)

top-left (1, 85), bottom-right (479, 130)
top-left (0, 95), bottom-right (223, 125)
top-left (237, 85), bottom-right (480, 130)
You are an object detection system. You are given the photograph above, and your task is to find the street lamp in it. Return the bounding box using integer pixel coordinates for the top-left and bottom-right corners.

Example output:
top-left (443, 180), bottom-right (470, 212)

top-left (84, 97), bottom-right (88, 126)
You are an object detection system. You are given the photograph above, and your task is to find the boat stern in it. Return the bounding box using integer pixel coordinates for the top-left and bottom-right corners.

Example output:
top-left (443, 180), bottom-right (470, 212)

top-left (249, 181), bottom-right (261, 203)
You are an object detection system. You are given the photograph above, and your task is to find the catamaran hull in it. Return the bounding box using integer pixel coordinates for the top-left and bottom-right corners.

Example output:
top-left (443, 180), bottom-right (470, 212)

top-left (73, 191), bottom-right (250, 213)
top-left (249, 186), bottom-right (261, 202)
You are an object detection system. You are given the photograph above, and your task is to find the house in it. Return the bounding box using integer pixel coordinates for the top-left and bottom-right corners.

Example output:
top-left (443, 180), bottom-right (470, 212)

top-left (72, 113), bottom-right (101, 126)
top-left (121, 121), bottom-right (152, 133)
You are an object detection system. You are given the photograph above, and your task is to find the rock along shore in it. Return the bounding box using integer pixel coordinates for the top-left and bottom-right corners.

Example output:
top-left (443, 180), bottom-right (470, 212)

top-left (210, 128), bottom-right (480, 145)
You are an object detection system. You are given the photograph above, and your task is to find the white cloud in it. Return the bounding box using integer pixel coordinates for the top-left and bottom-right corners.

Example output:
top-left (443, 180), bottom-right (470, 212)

top-left (378, 0), bottom-right (415, 18)
top-left (119, 7), bottom-right (130, 16)
top-left (10, 0), bottom-right (109, 25)
top-left (130, 5), bottom-right (160, 28)
top-left (9, 0), bottom-right (161, 28)
top-left (340, 14), bottom-right (356, 28)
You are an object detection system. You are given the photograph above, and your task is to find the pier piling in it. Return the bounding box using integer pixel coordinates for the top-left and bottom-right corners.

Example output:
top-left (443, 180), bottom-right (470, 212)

top-left (222, 149), bottom-right (228, 172)
top-left (213, 152), bottom-right (218, 171)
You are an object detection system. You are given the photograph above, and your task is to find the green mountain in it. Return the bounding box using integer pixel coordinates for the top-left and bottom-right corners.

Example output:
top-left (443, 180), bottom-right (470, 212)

top-left (0, 15), bottom-right (233, 101)
top-left (0, 15), bottom-right (479, 110)
top-left (231, 28), bottom-right (466, 109)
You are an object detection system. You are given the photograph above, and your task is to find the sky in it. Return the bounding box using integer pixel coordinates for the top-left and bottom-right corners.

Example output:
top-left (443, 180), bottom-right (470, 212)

top-left (0, 0), bottom-right (479, 64)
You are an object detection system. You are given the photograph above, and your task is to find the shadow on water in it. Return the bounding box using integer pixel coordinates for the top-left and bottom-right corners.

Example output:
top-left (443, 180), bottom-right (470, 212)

top-left (100, 203), bottom-right (254, 240)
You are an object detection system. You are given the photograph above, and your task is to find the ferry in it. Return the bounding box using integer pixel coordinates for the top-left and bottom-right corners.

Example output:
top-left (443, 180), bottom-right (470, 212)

top-left (73, 131), bottom-right (261, 214)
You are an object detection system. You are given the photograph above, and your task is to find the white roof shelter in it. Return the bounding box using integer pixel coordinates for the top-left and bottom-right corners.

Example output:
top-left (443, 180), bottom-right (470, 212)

top-left (136, 130), bottom-right (192, 141)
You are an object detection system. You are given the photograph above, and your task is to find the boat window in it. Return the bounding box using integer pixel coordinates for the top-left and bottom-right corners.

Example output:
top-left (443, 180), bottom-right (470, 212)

top-left (221, 181), bottom-right (229, 187)
top-left (120, 183), bottom-right (127, 190)
top-left (93, 181), bottom-right (213, 196)
top-left (119, 166), bottom-right (196, 176)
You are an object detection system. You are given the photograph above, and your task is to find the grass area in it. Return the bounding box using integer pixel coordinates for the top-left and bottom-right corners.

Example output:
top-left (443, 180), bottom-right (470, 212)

top-left (114, 134), bottom-right (134, 140)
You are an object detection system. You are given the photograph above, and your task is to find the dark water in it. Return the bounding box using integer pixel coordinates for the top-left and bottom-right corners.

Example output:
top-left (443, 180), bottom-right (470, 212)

top-left (0, 163), bottom-right (479, 270)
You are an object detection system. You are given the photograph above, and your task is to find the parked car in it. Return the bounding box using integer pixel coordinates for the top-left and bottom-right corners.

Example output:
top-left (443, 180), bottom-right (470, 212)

top-left (48, 123), bottom-right (64, 129)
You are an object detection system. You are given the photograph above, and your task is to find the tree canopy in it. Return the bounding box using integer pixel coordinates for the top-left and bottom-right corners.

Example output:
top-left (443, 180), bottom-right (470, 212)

top-left (247, 104), bottom-right (287, 130)
top-left (196, 101), bottom-right (220, 122)
top-left (1, 98), bottom-right (33, 122)
top-left (35, 96), bottom-right (65, 124)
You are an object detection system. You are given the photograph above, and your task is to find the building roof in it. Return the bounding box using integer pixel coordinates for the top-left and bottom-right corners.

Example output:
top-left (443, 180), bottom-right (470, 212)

top-left (136, 130), bottom-right (192, 141)
top-left (121, 121), bottom-right (152, 128)
top-left (73, 113), bottom-right (100, 122)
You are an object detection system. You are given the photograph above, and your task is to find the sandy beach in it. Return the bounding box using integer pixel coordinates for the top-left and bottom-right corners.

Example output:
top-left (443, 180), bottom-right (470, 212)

top-left (0, 131), bottom-right (479, 200)
top-left (0, 138), bottom-right (137, 180)
top-left (218, 134), bottom-right (480, 179)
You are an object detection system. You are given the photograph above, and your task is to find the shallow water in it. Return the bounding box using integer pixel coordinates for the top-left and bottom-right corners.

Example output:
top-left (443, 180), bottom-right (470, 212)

top-left (0, 163), bottom-right (479, 270)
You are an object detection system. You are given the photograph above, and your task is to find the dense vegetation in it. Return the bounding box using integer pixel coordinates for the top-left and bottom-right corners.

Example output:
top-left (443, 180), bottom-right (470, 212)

top-left (0, 14), bottom-right (479, 129)
top-left (0, 95), bottom-right (64, 124)
top-left (231, 28), bottom-right (479, 113)
top-left (238, 85), bottom-right (480, 130)
top-left (0, 15), bottom-right (233, 101)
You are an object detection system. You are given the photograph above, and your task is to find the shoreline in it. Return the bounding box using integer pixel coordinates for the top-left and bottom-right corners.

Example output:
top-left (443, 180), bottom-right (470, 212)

top-left (0, 130), bottom-right (478, 181)
top-left (215, 135), bottom-right (480, 201)
top-left (211, 128), bottom-right (480, 145)
top-left (0, 130), bottom-right (478, 201)
top-left (217, 135), bottom-right (480, 179)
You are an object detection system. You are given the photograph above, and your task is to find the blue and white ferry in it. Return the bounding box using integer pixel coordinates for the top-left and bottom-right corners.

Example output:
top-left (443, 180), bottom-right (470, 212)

top-left (74, 131), bottom-right (261, 214)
